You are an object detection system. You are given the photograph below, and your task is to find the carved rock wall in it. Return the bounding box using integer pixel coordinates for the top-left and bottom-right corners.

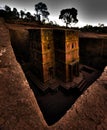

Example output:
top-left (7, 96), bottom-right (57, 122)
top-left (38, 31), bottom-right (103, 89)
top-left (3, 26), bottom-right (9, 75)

top-left (0, 18), bottom-right (107, 130)
top-left (0, 18), bottom-right (47, 130)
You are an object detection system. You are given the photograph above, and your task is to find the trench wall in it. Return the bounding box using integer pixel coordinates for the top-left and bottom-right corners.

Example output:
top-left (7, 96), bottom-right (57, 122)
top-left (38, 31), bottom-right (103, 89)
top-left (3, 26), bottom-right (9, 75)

top-left (79, 38), bottom-right (107, 70)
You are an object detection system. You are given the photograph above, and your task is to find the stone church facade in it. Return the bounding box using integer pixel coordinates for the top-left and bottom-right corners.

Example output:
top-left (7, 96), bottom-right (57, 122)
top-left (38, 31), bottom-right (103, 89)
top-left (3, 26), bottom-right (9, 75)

top-left (29, 28), bottom-right (79, 90)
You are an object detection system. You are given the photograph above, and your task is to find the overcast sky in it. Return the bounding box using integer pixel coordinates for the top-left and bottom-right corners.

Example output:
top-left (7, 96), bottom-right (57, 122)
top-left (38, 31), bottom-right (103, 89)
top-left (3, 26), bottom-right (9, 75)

top-left (0, 0), bottom-right (107, 27)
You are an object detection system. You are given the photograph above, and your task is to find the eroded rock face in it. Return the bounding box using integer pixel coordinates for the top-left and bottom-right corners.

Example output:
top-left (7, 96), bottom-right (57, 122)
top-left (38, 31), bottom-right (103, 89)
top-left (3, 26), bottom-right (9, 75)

top-left (0, 18), bottom-right (107, 130)
top-left (0, 18), bottom-right (47, 130)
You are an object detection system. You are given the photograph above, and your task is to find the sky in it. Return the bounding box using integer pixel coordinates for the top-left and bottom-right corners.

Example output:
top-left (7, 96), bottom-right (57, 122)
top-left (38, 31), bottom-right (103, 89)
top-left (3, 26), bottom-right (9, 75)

top-left (0, 0), bottom-right (107, 27)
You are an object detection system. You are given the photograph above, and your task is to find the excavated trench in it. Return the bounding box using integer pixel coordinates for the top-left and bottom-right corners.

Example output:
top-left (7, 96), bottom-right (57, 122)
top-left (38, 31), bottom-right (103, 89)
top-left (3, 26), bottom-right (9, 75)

top-left (9, 29), bottom-right (106, 125)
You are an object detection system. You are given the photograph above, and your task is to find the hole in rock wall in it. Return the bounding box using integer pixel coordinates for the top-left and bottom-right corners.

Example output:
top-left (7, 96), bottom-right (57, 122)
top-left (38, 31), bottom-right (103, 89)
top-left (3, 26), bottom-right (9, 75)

top-left (9, 29), bottom-right (104, 126)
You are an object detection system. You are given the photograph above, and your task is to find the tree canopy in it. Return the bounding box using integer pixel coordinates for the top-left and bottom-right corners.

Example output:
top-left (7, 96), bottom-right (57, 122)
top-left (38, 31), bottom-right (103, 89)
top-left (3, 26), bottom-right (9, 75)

top-left (20, 10), bottom-right (25, 19)
top-left (12, 8), bottom-right (19, 19)
top-left (4, 5), bottom-right (11, 12)
top-left (0, 3), bottom-right (79, 27)
top-left (59, 8), bottom-right (78, 27)
top-left (35, 2), bottom-right (50, 22)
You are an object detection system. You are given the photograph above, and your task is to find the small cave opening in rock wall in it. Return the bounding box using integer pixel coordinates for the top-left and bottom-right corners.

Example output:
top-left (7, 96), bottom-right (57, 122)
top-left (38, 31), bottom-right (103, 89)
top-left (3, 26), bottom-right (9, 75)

top-left (9, 29), bottom-right (105, 126)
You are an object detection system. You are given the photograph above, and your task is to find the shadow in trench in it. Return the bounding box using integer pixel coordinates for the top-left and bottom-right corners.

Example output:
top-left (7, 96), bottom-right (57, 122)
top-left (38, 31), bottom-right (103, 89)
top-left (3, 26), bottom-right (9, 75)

top-left (25, 67), bottom-right (101, 125)
top-left (28, 82), bottom-right (81, 125)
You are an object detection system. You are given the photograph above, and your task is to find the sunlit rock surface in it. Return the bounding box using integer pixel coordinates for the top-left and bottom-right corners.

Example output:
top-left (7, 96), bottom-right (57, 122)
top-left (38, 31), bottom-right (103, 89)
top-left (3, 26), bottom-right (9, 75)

top-left (0, 18), bottom-right (107, 130)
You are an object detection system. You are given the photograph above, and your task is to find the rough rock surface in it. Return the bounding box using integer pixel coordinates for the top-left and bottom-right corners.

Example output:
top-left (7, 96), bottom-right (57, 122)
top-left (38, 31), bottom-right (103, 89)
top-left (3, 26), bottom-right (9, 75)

top-left (0, 18), bottom-right (47, 130)
top-left (0, 18), bottom-right (107, 130)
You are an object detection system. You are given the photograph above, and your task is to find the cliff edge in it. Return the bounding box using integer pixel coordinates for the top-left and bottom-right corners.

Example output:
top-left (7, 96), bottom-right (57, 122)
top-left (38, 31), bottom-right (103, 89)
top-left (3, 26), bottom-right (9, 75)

top-left (0, 18), bottom-right (47, 130)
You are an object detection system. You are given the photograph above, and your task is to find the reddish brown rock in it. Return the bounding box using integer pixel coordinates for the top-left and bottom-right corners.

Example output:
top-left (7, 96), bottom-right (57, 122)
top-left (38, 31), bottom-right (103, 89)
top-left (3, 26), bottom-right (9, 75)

top-left (0, 18), bottom-right (47, 130)
top-left (0, 18), bottom-right (107, 130)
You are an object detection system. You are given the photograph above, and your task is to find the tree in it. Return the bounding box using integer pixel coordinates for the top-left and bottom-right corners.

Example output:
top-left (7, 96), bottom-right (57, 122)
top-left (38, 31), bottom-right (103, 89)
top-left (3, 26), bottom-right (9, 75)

top-left (25, 12), bottom-right (32, 20)
top-left (4, 5), bottom-right (12, 19)
top-left (4, 5), bottom-right (11, 12)
top-left (98, 23), bottom-right (104, 27)
top-left (0, 7), bottom-right (6, 18)
top-left (1, 5), bottom-right (20, 20)
top-left (25, 12), bottom-right (36, 22)
top-left (42, 10), bottom-right (50, 22)
top-left (20, 10), bottom-right (25, 19)
top-left (59, 8), bottom-right (78, 27)
top-left (12, 8), bottom-right (19, 19)
top-left (34, 2), bottom-right (50, 22)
